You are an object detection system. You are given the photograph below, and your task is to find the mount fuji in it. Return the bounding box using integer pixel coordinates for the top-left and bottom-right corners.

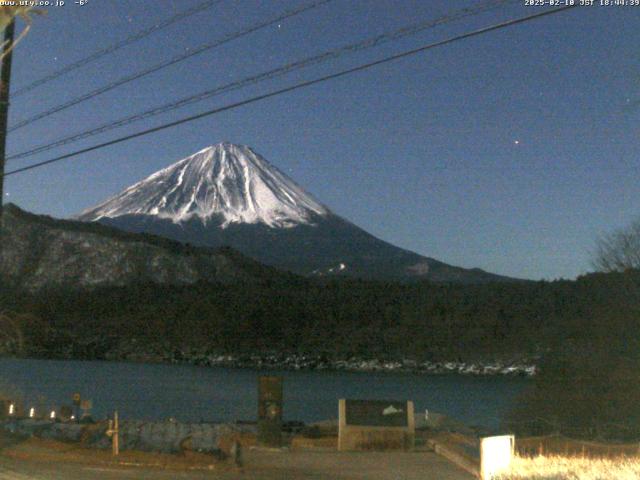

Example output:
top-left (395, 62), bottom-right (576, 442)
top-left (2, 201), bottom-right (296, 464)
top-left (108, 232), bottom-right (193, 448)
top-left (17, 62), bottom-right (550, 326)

top-left (78, 143), bottom-right (511, 283)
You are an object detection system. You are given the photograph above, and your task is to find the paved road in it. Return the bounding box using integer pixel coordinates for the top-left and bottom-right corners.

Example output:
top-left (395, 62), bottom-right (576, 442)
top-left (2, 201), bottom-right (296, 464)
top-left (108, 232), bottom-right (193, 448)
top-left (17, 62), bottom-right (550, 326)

top-left (0, 449), bottom-right (474, 480)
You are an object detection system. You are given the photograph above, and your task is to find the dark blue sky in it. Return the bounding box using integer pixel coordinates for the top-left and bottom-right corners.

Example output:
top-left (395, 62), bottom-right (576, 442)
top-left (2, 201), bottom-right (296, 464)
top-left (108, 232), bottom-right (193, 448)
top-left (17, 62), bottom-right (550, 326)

top-left (4, 0), bottom-right (639, 280)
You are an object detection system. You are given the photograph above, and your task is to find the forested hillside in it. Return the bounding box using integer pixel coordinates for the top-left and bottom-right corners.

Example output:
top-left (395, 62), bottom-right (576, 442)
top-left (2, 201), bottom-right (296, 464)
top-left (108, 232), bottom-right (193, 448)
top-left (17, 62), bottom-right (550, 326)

top-left (1, 269), bottom-right (637, 365)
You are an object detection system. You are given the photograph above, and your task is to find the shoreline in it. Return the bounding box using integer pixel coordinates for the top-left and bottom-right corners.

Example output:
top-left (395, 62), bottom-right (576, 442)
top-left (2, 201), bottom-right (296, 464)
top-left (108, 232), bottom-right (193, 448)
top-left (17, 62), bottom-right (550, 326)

top-left (103, 350), bottom-right (537, 376)
top-left (3, 351), bottom-right (538, 376)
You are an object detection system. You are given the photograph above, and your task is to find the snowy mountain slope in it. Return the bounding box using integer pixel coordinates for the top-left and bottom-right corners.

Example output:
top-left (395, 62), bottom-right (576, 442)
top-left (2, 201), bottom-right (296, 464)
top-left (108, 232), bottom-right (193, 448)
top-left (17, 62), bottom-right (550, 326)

top-left (79, 143), bottom-right (328, 228)
top-left (79, 143), bottom-right (515, 283)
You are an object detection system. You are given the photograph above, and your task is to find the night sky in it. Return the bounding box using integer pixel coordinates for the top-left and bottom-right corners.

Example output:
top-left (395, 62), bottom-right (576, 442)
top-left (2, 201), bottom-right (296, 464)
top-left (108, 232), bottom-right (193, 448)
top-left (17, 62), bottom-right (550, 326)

top-left (3, 0), bottom-right (639, 280)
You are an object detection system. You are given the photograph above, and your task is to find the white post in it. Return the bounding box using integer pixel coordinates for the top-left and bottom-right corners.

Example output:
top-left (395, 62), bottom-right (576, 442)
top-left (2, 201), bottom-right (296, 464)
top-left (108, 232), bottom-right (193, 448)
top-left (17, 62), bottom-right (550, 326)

top-left (480, 435), bottom-right (514, 480)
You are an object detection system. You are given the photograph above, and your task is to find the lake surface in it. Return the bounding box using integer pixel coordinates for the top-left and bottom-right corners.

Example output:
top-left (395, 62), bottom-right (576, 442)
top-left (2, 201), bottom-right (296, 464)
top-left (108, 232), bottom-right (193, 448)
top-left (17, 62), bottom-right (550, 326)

top-left (0, 359), bottom-right (530, 429)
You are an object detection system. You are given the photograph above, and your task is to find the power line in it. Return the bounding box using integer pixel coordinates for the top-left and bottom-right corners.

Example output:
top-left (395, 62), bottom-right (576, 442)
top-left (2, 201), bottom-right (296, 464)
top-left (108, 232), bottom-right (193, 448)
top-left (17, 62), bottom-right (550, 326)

top-left (2, 5), bottom-right (578, 179)
top-left (8, 0), bottom-right (333, 132)
top-left (8, 0), bottom-right (517, 162)
top-left (13, 0), bottom-right (224, 97)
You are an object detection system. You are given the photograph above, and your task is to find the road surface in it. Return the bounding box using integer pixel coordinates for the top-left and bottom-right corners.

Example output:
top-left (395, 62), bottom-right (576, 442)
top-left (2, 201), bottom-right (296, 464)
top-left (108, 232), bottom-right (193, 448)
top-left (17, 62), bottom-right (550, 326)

top-left (0, 448), bottom-right (475, 479)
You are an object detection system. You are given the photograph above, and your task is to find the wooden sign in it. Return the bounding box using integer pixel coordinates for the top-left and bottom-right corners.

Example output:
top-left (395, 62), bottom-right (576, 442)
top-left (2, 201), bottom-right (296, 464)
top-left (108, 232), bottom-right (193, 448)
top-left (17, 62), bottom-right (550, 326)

top-left (345, 399), bottom-right (409, 427)
top-left (338, 399), bottom-right (415, 451)
top-left (257, 376), bottom-right (283, 447)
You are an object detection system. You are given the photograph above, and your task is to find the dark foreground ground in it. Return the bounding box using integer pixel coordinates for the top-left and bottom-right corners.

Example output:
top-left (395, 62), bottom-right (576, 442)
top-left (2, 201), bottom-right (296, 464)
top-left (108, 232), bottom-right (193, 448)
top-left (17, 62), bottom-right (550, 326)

top-left (0, 436), bottom-right (474, 480)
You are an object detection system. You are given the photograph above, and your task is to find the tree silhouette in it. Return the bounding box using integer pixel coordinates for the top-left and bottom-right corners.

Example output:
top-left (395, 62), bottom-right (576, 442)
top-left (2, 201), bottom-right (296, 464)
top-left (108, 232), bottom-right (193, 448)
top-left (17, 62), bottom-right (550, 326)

top-left (593, 219), bottom-right (640, 272)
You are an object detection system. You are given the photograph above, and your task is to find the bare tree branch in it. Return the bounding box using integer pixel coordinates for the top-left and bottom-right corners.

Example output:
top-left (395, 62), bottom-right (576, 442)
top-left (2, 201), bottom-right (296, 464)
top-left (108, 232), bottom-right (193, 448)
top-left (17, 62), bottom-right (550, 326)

top-left (592, 219), bottom-right (640, 272)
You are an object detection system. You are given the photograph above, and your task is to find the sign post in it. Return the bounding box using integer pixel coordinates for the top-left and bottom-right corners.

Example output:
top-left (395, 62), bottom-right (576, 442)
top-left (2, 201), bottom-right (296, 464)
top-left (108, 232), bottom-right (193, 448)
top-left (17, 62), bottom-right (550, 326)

top-left (106, 411), bottom-right (120, 456)
top-left (257, 376), bottom-right (283, 447)
top-left (80, 399), bottom-right (92, 420)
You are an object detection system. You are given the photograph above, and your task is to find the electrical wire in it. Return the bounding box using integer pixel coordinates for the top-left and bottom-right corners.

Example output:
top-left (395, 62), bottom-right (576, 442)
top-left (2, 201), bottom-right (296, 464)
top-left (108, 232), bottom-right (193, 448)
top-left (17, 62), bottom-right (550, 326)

top-left (8, 0), bottom-right (334, 132)
top-left (13, 0), bottom-right (224, 97)
top-left (2, 5), bottom-right (578, 179)
top-left (8, 0), bottom-right (517, 162)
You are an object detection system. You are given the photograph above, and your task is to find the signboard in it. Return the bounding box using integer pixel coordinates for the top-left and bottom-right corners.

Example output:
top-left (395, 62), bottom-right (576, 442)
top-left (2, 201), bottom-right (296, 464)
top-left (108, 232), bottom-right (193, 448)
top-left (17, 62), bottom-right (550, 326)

top-left (72, 393), bottom-right (81, 406)
top-left (338, 399), bottom-right (415, 451)
top-left (480, 435), bottom-right (515, 480)
top-left (345, 400), bottom-right (409, 427)
top-left (257, 376), bottom-right (283, 447)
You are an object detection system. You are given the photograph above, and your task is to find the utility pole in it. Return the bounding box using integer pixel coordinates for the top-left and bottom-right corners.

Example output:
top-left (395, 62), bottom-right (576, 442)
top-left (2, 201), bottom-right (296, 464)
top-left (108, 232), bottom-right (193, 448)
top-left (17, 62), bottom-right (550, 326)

top-left (0, 19), bottom-right (15, 225)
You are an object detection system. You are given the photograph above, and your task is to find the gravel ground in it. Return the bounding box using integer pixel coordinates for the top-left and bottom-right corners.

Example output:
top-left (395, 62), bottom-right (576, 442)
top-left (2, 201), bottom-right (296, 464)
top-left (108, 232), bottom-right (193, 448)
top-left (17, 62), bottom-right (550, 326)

top-left (0, 436), bottom-right (474, 480)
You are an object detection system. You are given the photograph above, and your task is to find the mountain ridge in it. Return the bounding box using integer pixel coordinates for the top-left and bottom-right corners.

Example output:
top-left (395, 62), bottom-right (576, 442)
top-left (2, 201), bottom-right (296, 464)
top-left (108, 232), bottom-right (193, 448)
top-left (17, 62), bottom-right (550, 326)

top-left (78, 142), bottom-right (519, 283)
top-left (0, 203), bottom-right (287, 292)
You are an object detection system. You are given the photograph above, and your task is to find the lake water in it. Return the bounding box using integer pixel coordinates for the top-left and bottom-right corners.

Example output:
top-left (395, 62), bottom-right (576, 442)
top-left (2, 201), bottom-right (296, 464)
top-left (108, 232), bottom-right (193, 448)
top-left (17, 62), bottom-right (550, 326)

top-left (0, 358), bottom-right (530, 429)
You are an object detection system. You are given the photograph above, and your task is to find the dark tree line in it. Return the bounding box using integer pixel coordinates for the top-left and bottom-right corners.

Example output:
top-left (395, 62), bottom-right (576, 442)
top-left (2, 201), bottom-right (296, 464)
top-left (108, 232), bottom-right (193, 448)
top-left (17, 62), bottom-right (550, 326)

top-left (0, 270), bottom-right (635, 362)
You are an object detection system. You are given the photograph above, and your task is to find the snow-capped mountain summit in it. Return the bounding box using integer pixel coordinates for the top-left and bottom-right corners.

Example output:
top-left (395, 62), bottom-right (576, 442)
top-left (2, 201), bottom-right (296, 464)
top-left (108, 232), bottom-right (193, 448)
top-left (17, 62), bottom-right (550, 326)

top-left (79, 143), bottom-right (515, 283)
top-left (79, 143), bottom-right (328, 228)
